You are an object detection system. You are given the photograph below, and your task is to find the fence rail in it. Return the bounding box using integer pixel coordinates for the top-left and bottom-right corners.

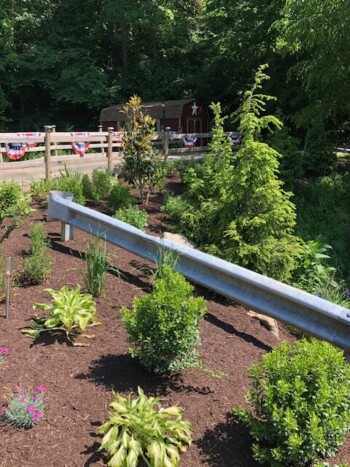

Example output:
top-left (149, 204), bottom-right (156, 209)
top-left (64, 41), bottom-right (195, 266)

top-left (47, 191), bottom-right (350, 353)
top-left (0, 127), bottom-right (220, 190)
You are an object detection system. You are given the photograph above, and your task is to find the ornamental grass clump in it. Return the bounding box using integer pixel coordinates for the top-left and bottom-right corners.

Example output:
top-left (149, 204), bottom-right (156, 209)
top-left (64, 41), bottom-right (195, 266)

top-left (22, 285), bottom-right (99, 345)
top-left (233, 339), bottom-right (350, 466)
top-left (98, 387), bottom-right (192, 467)
top-left (2, 385), bottom-right (46, 428)
top-left (121, 264), bottom-right (206, 374)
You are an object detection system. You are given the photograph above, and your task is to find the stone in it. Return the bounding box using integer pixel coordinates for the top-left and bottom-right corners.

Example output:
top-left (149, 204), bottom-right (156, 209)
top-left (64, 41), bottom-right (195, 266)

top-left (247, 310), bottom-right (279, 339)
top-left (162, 232), bottom-right (196, 248)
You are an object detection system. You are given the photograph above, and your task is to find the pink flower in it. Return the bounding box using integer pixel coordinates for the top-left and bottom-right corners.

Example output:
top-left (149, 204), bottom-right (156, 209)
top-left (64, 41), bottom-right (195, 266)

top-left (35, 385), bottom-right (46, 393)
top-left (0, 346), bottom-right (8, 355)
top-left (1, 405), bottom-right (7, 415)
top-left (27, 405), bottom-right (36, 413)
top-left (18, 396), bottom-right (26, 404)
top-left (31, 410), bottom-right (42, 421)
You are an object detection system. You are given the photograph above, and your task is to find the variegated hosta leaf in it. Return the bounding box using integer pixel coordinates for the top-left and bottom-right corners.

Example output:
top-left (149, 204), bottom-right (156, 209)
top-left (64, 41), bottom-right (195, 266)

top-left (99, 387), bottom-right (192, 466)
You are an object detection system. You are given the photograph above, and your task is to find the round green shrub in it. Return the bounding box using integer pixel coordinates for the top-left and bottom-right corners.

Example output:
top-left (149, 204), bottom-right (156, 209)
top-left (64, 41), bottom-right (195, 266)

top-left (121, 264), bottom-right (207, 374)
top-left (233, 339), bottom-right (350, 466)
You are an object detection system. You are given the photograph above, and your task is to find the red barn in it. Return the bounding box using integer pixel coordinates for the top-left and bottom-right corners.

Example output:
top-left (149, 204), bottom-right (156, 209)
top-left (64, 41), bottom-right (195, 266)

top-left (100, 99), bottom-right (209, 134)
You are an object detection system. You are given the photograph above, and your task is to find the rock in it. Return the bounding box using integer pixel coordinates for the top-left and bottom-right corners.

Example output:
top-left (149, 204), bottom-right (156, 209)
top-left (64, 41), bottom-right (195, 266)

top-left (162, 232), bottom-right (196, 248)
top-left (247, 310), bottom-right (279, 339)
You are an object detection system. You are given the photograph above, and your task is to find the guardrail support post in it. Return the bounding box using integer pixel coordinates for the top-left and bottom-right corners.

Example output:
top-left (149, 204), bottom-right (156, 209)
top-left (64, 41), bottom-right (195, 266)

top-left (107, 127), bottom-right (114, 172)
top-left (44, 125), bottom-right (53, 180)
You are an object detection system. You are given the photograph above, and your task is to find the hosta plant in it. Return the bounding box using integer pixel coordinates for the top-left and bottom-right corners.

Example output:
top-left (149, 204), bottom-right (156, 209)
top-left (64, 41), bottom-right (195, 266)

top-left (233, 339), bottom-right (350, 466)
top-left (22, 286), bottom-right (99, 344)
top-left (98, 387), bottom-right (192, 466)
top-left (2, 385), bottom-right (46, 428)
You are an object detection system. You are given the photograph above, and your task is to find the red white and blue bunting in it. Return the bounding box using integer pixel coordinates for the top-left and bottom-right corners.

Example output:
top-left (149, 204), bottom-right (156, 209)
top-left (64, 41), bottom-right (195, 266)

top-left (228, 133), bottom-right (243, 146)
top-left (113, 131), bottom-right (125, 145)
top-left (5, 132), bottom-right (42, 160)
top-left (183, 135), bottom-right (197, 148)
top-left (71, 132), bottom-right (90, 157)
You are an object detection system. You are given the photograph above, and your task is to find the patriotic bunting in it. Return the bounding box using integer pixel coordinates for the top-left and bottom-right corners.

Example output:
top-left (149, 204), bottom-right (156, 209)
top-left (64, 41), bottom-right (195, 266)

top-left (70, 132), bottom-right (90, 157)
top-left (5, 143), bottom-right (28, 160)
top-left (113, 131), bottom-right (125, 145)
top-left (5, 132), bottom-right (42, 160)
top-left (183, 135), bottom-right (197, 148)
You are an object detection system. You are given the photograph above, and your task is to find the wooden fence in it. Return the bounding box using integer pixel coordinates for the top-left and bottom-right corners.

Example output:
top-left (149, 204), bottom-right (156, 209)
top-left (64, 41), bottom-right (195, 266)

top-left (0, 127), bottom-right (214, 191)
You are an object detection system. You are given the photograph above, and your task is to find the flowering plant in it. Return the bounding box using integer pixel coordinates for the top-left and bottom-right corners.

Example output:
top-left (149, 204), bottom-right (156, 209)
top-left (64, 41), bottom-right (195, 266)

top-left (0, 346), bottom-right (8, 365)
top-left (2, 385), bottom-right (46, 428)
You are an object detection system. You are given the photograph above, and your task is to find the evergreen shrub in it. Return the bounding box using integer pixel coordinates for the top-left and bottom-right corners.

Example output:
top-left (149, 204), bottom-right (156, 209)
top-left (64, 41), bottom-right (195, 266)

top-left (121, 264), bottom-right (206, 374)
top-left (233, 339), bottom-right (350, 466)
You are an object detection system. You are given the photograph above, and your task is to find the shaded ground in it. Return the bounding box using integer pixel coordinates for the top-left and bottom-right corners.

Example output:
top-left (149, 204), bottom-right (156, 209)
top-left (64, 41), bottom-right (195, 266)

top-left (0, 176), bottom-right (349, 466)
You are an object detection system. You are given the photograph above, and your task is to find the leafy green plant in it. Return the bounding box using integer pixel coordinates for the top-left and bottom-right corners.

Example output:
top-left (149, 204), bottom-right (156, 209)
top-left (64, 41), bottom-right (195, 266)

top-left (121, 264), bottom-right (206, 374)
top-left (2, 385), bottom-right (46, 428)
top-left (164, 67), bottom-right (302, 281)
top-left (122, 95), bottom-right (163, 204)
top-left (293, 240), bottom-right (350, 308)
top-left (22, 286), bottom-right (99, 344)
top-left (30, 179), bottom-right (55, 196)
top-left (98, 387), bottom-right (192, 466)
top-left (233, 339), bottom-right (350, 466)
top-left (23, 222), bottom-right (52, 285)
top-left (114, 205), bottom-right (148, 230)
top-left (0, 181), bottom-right (32, 244)
top-left (54, 166), bottom-right (85, 205)
top-left (106, 183), bottom-right (135, 214)
top-left (84, 237), bottom-right (109, 297)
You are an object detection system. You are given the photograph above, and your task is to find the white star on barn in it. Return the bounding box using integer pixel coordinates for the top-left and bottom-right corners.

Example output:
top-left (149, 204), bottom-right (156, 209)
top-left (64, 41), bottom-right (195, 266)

top-left (191, 102), bottom-right (198, 115)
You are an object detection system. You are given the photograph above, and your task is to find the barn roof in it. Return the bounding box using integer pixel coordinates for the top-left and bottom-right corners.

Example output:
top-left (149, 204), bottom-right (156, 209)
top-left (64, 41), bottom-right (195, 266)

top-left (100, 99), bottom-right (196, 122)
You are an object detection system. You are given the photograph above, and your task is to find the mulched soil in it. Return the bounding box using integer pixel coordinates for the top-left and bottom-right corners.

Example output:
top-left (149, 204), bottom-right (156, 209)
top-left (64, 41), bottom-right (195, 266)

top-left (0, 175), bottom-right (349, 467)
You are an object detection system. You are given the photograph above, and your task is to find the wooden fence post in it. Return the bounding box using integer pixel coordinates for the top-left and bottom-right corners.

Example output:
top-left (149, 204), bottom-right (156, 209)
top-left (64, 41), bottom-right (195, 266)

top-left (163, 127), bottom-right (170, 161)
top-left (52, 125), bottom-right (58, 157)
top-left (98, 124), bottom-right (105, 155)
top-left (107, 127), bottom-right (114, 172)
top-left (44, 125), bottom-right (53, 180)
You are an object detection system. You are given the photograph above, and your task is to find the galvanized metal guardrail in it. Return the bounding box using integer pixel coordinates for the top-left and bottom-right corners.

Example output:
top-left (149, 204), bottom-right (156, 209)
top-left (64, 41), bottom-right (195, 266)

top-left (47, 191), bottom-right (350, 352)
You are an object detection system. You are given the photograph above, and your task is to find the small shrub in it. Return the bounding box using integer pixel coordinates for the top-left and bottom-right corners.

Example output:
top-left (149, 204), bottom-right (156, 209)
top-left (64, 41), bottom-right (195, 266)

top-left (233, 339), bottom-right (350, 466)
top-left (54, 167), bottom-right (85, 205)
top-left (2, 385), bottom-right (46, 428)
top-left (0, 345), bottom-right (8, 366)
top-left (98, 387), bottom-right (192, 466)
top-left (30, 179), bottom-right (55, 196)
top-left (23, 223), bottom-right (52, 285)
top-left (22, 286), bottom-right (99, 344)
top-left (121, 264), bottom-right (207, 374)
top-left (106, 183), bottom-right (135, 213)
top-left (0, 181), bottom-right (32, 243)
top-left (84, 238), bottom-right (109, 297)
top-left (114, 205), bottom-right (148, 230)
top-left (161, 194), bottom-right (188, 225)
top-left (91, 169), bottom-right (117, 201)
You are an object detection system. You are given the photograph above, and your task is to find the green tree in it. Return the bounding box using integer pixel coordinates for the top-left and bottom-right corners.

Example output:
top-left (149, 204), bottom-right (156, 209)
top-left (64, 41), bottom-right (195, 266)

top-left (122, 95), bottom-right (161, 204)
top-left (276, 0), bottom-right (350, 148)
top-left (167, 66), bottom-right (301, 281)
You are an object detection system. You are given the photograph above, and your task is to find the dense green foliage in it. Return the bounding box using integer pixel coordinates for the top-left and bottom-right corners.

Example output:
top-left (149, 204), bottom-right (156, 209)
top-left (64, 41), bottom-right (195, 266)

top-left (1, 0), bottom-right (348, 158)
top-left (114, 205), bottom-right (148, 231)
top-left (233, 339), bottom-right (350, 466)
top-left (23, 222), bottom-right (52, 285)
top-left (121, 264), bottom-right (206, 374)
top-left (122, 95), bottom-right (163, 203)
top-left (164, 68), bottom-right (301, 281)
top-left (98, 387), bottom-right (192, 466)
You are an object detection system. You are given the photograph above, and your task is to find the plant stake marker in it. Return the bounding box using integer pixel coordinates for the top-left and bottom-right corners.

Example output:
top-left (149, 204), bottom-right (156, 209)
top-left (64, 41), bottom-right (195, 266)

top-left (5, 256), bottom-right (12, 318)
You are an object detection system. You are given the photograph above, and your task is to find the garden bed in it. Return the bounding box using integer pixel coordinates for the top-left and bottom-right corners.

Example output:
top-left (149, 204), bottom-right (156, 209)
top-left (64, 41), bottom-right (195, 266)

top-left (0, 175), bottom-right (349, 466)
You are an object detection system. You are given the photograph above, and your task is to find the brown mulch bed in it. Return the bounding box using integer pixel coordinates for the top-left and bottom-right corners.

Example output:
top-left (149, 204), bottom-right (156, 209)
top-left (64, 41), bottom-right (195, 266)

top-left (0, 176), bottom-right (349, 467)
